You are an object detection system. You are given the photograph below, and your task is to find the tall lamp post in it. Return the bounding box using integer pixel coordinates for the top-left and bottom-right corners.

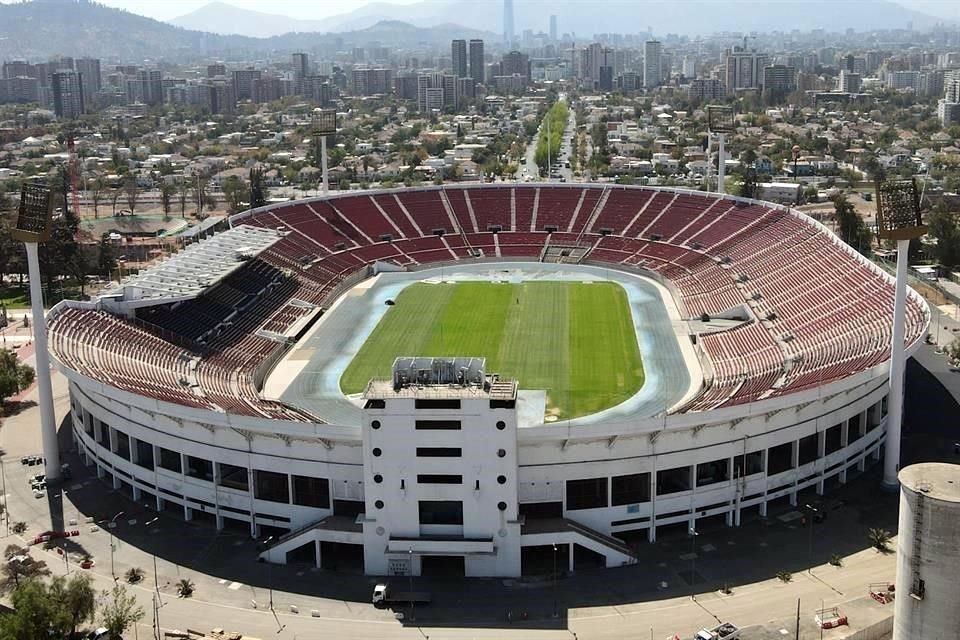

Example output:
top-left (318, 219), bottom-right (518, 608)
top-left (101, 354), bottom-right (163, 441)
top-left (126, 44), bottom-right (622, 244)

top-left (804, 503), bottom-right (819, 573)
top-left (707, 105), bottom-right (734, 195)
top-left (312, 108), bottom-right (337, 195)
top-left (12, 181), bottom-right (60, 482)
top-left (101, 510), bottom-right (125, 580)
top-left (875, 178), bottom-right (927, 490)
top-left (688, 527), bottom-right (699, 600)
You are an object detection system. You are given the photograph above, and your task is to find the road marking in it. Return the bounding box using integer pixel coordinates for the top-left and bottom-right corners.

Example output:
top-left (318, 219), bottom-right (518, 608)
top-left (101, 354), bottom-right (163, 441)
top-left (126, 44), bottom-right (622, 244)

top-left (228, 581), bottom-right (244, 590)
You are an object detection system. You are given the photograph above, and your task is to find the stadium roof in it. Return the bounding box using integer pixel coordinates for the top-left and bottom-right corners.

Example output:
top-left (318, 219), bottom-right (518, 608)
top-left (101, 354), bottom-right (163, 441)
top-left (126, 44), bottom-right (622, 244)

top-left (104, 224), bottom-right (283, 307)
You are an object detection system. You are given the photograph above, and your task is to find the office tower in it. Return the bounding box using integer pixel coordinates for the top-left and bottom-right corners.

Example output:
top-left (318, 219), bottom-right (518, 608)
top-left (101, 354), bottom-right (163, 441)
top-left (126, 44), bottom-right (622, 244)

top-left (550, 15), bottom-right (557, 43)
top-left (598, 66), bottom-right (613, 91)
top-left (232, 68), bottom-right (261, 101)
top-left (469, 39), bottom-right (485, 84)
top-left (52, 70), bottom-right (84, 119)
top-left (643, 40), bottom-right (662, 88)
top-left (723, 45), bottom-right (769, 92)
top-left (688, 78), bottom-right (725, 101)
top-left (500, 51), bottom-right (530, 80)
top-left (351, 68), bottom-right (394, 96)
top-left (503, 0), bottom-right (514, 46)
top-left (207, 63), bottom-right (226, 78)
top-left (292, 52), bottom-right (309, 93)
top-left (838, 70), bottom-right (862, 93)
top-left (75, 58), bottom-right (101, 99)
top-left (452, 39), bottom-right (468, 78)
top-left (3, 60), bottom-right (33, 80)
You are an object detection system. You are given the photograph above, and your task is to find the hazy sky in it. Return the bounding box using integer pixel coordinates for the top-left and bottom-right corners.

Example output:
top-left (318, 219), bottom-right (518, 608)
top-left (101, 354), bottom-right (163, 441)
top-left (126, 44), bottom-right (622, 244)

top-left (0, 0), bottom-right (955, 22)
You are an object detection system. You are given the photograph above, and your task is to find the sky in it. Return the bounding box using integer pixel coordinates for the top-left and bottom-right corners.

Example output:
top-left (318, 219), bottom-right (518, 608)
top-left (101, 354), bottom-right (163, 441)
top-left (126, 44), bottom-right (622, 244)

top-left (0, 0), bottom-right (955, 22)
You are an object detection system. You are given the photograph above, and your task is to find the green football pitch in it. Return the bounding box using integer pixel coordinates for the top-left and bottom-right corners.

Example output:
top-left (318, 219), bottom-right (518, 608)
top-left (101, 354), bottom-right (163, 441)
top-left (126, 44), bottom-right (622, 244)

top-left (340, 281), bottom-right (644, 419)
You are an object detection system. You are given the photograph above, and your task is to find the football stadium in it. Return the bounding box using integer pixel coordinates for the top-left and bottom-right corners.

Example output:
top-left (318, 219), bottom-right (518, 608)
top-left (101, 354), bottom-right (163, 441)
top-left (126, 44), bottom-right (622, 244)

top-left (47, 183), bottom-right (929, 577)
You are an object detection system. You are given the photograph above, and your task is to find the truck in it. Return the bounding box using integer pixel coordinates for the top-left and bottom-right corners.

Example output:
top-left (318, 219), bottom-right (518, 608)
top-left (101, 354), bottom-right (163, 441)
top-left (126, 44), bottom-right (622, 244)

top-left (372, 583), bottom-right (432, 608)
top-left (694, 622), bottom-right (740, 640)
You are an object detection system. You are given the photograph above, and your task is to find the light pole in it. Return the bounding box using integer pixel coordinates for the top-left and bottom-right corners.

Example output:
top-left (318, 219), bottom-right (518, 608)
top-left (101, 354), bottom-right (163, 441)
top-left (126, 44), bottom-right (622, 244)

top-left (408, 546), bottom-right (414, 622)
top-left (689, 527), bottom-right (699, 600)
top-left (145, 517), bottom-right (161, 603)
top-left (102, 510), bottom-right (125, 581)
top-left (552, 544), bottom-right (559, 618)
top-left (804, 503), bottom-right (818, 573)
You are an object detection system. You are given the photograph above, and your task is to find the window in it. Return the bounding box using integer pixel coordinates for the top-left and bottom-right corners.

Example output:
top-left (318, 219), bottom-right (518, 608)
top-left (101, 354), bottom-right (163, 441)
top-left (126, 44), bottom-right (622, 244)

top-left (158, 447), bottom-right (181, 473)
top-left (255, 470), bottom-right (289, 503)
top-left (418, 500), bottom-right (463, 525)
top-left (112, 429), bottom-right (130, 461)
top-left (371, 420), bottom-right (381, 430)
top-left (293, 476), bottom-right (330, 509)
top-left (372, 448), bottom-right (382, 457)
top-left (734, 451), bottom-right (764, 477)
top-left (798, 434), bottom-right (818, 465)
top-left (696, 459), bottom-right (729, 487)
top-left (416, 447), bottom-right (462, 457)
top-left (825, 425), bottom-right (843, 455)
top-left (186, 456), bottom-right (213, 482)
top-left (497, 475), bottom-right (507, 485)
top-left (496, 421), bottom-right (506, 430)
top-left (415, 399), bottom-right (461, 409)
top-left (767, 442), bottom-right (794, 475)
top-left (414, 420), bottom-right (461, 430)
top-left (135, 440), bottom-right (154, 470)
top-left (656, 466), bottom-right (691, 495)
top-left (218, 463), bottom-right (248, 491)
top-left (95, 422), bottom-right (107, 446)
top-left (566, 477), bottom-right (608, 510)
top-left (612, 473), bottom-right (650, 505)
top-left (417, 474), bottom-right (462, 484)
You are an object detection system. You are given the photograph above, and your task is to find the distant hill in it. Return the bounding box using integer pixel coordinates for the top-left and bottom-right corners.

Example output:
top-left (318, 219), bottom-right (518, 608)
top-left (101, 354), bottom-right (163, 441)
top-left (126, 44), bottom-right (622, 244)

top-left (281, 0), bottom-right (952, 37)
top-left (0, 0), bottom-right (493, 61)
top-left (169, 1), bottom-right (331, 38)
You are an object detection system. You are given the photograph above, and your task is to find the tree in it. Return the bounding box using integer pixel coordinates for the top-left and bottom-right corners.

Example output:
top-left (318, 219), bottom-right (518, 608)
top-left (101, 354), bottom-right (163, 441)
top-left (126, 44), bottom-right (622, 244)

top-left (221, 175), bottom-right (248, 213)
top-left (740, 168), bottom-right (759, 200)
top-left (160, 181), bottom-right (176, 218)
top-left (99, 584), bottom-right (145, 638)
top-left (89, 178), bottom-right (103, 219)
top-left (49, 573), bottom-right (96, 637)
top-left (249, 166), bottom-right (267, 210)
top-left (0, 545), bottom-right (49, 593)
top-left (98, 233), bottom-right (116, 280)
top-left (122, 176), bottom-right (139, 213)
top-left (176, 578), bottom-right (195, 598)
top-left (834, 195), bottom-right (872, 253)
top-left (868, 527), bottom-right (892, 552)
top-left (0, 579), bottom-right (57, 640)
top-left (109, 187), bottom-right (122, 216)
top-left (177, 179), bottom-right (190, 218)
top-left (927, 204), bottom-right (960, 268)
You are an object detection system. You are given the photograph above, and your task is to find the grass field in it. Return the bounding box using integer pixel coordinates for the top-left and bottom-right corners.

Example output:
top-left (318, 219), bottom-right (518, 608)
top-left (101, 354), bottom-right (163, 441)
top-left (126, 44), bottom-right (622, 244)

top-left (340, 281), bottom-right (644, 419)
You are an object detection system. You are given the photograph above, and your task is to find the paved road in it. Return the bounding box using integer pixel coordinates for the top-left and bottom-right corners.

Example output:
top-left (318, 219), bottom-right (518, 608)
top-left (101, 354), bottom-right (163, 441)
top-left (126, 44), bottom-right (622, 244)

top-left (522, 94), bottom-right (576, 184)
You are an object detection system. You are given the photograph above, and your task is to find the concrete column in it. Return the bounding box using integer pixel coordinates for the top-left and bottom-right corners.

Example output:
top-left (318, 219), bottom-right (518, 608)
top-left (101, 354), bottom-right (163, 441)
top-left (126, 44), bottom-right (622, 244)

top-left (883, 238), bottom-right (910, 489)
top-left (728, 456), bottom-right (737, 527)
top-left (24, 242), bottom-right (60, 482)
top-left (790, 441), bottom-right (800, 506)
top-left (248, 468), bottom-right (258, 538)
top-left (568, 542), bottom-right (575, 573)
top-left (212, 464), bottom-right (223, 532)
top-left (183, 505), bottom-right (192, 521)
top-left (816, 430), bottom-right (827, 495)
top-left (648, 466), bottom-right (658, 543)
top-left (288, 474), bottom-right (295, 505)
top-left (315, 539), bottom-right (322, 569)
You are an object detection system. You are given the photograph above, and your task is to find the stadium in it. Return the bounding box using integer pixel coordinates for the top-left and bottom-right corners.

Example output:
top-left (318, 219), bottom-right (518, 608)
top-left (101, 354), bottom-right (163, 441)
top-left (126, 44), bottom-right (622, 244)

top-left (47, 183), bottom-right (929, 578)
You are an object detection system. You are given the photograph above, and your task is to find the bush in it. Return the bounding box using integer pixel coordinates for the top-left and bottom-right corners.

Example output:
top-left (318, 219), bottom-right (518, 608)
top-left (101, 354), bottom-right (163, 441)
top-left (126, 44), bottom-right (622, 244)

top-left (776, 570), bottom-right (793, 583)
top-left (11, 522), bottom-right (26, 535)
top-left (868, 528), bottom-right (893, 552)
top-left (829, 553), bottom-right (843, 567)
top-left (125, 567), bottom-right (144, 584)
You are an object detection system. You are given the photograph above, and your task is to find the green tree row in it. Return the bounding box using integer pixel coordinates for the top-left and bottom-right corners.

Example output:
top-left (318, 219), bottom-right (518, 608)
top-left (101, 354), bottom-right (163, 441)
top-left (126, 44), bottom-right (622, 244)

top-left (534, 102), bottom-right (569, 175)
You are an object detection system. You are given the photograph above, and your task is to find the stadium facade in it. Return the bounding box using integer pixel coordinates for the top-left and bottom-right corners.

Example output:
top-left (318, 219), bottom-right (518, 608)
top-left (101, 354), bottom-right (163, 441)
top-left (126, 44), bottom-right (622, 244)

top-left (49, 184), bottom-right (928, 577)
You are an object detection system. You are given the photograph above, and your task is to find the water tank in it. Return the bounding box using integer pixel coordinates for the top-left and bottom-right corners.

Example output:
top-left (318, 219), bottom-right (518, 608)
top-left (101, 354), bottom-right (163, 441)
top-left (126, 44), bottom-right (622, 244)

top-left (893, 463), bottom-right (960, 640)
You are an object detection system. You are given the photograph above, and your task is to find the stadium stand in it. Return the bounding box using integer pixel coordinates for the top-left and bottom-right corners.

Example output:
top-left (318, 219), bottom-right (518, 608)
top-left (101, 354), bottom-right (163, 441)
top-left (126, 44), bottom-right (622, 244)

top-left (48, 185), bottom-right (927, 421)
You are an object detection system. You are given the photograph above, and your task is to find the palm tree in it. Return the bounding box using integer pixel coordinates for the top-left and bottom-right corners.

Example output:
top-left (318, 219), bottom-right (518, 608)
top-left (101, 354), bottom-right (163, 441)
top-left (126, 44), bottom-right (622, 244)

top-left (176, 578), bottom-right (195, 598)
top-left (868, 528), bottom-right (893, 552)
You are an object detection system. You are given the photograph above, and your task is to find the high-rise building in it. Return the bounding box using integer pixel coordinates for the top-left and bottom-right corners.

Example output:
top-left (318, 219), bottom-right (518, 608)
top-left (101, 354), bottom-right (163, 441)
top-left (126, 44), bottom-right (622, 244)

top-left (643, 40), bottom-right (662, 88)
top-left (351, 68), bottom-right (394, 96)
top-left (598, 66), bottom-right (613, 91)
top-left (688, 78), bottom-right (725, 101)
top-left (75, 58), bottom-right (101, 104)
top-left (292, 52), bottom-right (309, 93)
top-left (549, 15), bottom-right (557, 43)
top-left (500, 51), bottom-right (530, 82)
top-left (232, 68), bottom-right (261, 101)
top-left (503, 0), bottom-right (514, 46)
top-left (452, 39), bottom-right (468, 78)
top-left (723, 46), bottom-right (769, 92)
top-left (207, 63), bottom-right (226, 78)
top-left (3, 60), bottom-right (33, 80)
top-left (417, 74), bottom-right (444, 112)
top-left (52, 70), bottom-right (84, 119)
top-left (762, 65), bottom-right (797, 102)
top-left (838, 70), bottom-right (862, 93)
top-left (469, 39), bottom-right (485, 84)
top-left (0, 76), bottom-right (40, 103)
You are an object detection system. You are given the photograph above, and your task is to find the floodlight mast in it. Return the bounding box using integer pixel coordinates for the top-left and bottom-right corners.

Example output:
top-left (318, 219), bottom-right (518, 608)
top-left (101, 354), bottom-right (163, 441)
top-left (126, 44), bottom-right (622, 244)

top-left (707, 106), bottom-right (734, 195)
top-left (13, 182), bottom-right (60, 482)
top-left (874, 178), bottom-right (927, 490)
top-left (312, 109), bottom-right (337, 195)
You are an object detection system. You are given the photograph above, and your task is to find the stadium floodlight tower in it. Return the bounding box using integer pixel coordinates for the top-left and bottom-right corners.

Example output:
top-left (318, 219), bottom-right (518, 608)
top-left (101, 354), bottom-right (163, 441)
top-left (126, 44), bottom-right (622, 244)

top-left (12, 181), bottom-right (60, 482)
top-left (312, 108), bottom-right (337, 195)
top-left (707, 105), bottom-right (735, 195)
top-left (875, 178), bottom-right (926, 490)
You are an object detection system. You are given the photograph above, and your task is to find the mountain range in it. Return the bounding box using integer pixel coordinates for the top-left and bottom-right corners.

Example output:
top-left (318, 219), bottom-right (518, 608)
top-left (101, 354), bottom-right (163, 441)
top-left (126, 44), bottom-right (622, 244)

top-left (171, 0), bottom-right (954, 39)
top-left (0, 0), bottom-right (493, 61)
top-left (0, 0), bottom-right (952, 62)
